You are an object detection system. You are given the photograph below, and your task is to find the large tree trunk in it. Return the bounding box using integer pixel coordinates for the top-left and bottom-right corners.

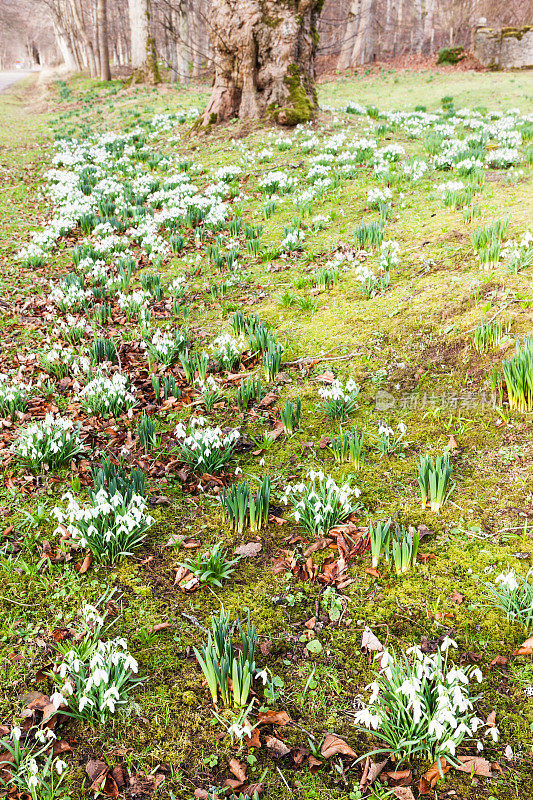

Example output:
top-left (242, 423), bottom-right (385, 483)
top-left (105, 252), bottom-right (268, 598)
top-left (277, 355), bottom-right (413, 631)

top-left (202, 0), bottom-right (323, 127)
top-left (128, 0), bottom-right (160, 82)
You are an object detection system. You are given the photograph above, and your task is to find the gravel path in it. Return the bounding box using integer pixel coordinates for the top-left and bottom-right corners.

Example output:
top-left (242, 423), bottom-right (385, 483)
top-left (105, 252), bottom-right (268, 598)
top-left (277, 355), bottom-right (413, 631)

top-left (0, 71), bottom-right (30, 92)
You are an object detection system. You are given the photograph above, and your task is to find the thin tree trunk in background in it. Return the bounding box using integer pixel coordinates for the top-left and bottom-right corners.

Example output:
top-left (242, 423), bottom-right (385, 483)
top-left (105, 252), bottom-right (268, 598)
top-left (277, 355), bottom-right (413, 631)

top-left (350, 0), bottom-right (375, 67)
top-left (178, 0), bottom-right (189, 84)
top-left (423, 0), bottom-right (436, 53)
top-left (336, 0), bottom-right (360, 71)
top-left (413, 0), bottom-right (424, 55)
top-left (93, 0), bottom-right (101, 74)
top-left (97, 0), bottom-right (111, 79)
top-left (68, 0), bottom-right (98, 77)
top-left (394, 0), bottom-right (403, 56)
top-left (128, 0), bottom-right (160, 82)
top-left (168, 8), bottom-right (178, 82)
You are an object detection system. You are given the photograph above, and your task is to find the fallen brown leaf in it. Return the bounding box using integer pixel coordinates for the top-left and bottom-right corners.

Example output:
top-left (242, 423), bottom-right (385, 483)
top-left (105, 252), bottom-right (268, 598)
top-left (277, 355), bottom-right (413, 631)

top-left (129, 770), bottom-right (165, 798)
top-left (229, 758), bottom-right (247, 782)
top-left (418, 758), bottom-right (450, 794)
top-left (360, 756), bottom-right (388, 790)
top-left (77, 552), bottom-right (92, 574)
top-left (361, 626), bottom-right (384, 654)
top-left (245, 727), bottom-right (261, 748)
top-left (489, 655), bottom-right (508, 669)
top-left (393, 788), bottom-right (415, 800)
top-left (308, 754), bottom-right (322, 771)
top-left (386, 768), bottom-right (412, 786)
top-left (450, 589), bottom-right (464, 604)
top-left (265, 734), bottom-right (290, 758)
top-left (365, 567), bottom-right (381, 579)
top-left (257, 710), bottom-right (291, 726)
top-left (320, 733), bottom-right (357, 759)
top-left (234, 541), bottom-right (262, 557)
top-left (456, 755), bottom-right (492, 777)
top-left (513, 635), bottom-right (533, 655)
top-left (315, 371), bottom-right (335, 384)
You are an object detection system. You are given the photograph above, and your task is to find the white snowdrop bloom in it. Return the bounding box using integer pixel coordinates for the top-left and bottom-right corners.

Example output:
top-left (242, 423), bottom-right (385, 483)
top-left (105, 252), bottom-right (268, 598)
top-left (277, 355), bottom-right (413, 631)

top-left (429, 719), bottom-right (446, 739)
top-left (486, 726), bottom-right (500, 742)
top-left (55, 759), bottom-right (68, 775)
top-left (495, 571), bottom-right (519, 592)
top-left (28, 776), bottom-right (39, 789)
top-left (442, 739), bottom-right (456, 755)
top-left (10, 726), bottom-right (21, 742)
top-left (353, 707), bottom-right (381, 730)
top-left (471, 668), bottom-right (483, 683)
top-left (440, 636), bottom-right (458, 651)
top-left (50, 692), bottom-right (67, 709)
top-left (78, 695), bottom-right (93, 712)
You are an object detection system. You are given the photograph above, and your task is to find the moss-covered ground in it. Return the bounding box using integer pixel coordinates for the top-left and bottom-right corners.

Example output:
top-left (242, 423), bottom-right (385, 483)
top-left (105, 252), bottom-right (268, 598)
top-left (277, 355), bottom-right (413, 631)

top-left (0, 68), bottom-right (532, 800)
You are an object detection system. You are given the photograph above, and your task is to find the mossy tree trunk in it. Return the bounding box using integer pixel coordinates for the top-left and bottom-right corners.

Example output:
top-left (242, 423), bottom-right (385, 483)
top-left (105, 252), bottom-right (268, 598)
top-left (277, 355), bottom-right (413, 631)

top-left (202, 0), bottom-right (323, 126)
top-left (127, 0), bottom-right (160, 84)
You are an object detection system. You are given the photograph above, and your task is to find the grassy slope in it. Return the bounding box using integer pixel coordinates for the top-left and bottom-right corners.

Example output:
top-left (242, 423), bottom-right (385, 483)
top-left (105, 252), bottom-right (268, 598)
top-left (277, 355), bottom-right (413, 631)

top-left (0, 68), bottom-right (532, 800)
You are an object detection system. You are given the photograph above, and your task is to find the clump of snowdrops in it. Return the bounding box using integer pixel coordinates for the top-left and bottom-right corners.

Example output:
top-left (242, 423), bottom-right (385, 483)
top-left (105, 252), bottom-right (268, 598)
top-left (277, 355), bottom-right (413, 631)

top-left (12, 414), bottom-right (84, 472)
top-left (52, 488), bottom-right (153, 564)
top-left (175, 416), bottom-right (240, 474)
top-left (353, 638), bottom-right (497, 767)
top-left (50, 603), bottom-right (141, 724)
top-left (281, 470), bottom-right (361, 536)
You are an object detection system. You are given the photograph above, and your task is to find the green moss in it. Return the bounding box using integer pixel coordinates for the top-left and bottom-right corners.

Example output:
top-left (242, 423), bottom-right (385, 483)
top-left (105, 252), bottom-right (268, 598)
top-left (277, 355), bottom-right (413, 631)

top-left (271, 63), bottom-right (317, 126)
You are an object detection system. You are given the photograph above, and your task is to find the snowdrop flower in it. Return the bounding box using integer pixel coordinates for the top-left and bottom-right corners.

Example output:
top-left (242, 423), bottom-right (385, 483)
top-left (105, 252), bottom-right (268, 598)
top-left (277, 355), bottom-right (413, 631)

top-left (495, 571), bottom-right (519, 592)
top-left (440, 636), bottom-right (458, 651)
top-left (55, 759), bottom-right (68, 775)
top-left (442, 738), bottom-right (456, 755)
top-left (256, 669), bottom-right (268, 685)
top-left (429, 719), bottom-right (446, 739)
top-left (486, 726), bottom-right (500, 742)
top-left (354, 707), bottom-right (381, 730)
top-left (471, 668), bottom-right (483, 683)
top-left (10, 726), bottom-right (21, 742)
top-left (50, 692), bottom-right (67, 709)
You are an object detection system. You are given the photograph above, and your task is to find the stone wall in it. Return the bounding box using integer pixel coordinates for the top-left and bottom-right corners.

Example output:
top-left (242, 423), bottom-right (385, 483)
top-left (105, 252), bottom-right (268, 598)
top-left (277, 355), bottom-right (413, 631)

top-left (473, 26), bottom-right (533, 69)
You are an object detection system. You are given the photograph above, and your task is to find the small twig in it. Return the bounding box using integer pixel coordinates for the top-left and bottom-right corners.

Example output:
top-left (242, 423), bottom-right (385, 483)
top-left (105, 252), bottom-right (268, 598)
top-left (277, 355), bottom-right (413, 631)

top-left (0, 596), bottom-right (32, 607)
top-left (282, 351), bottom-right (362, 368)
top-left (180, 612), bottom-right (209, 633)
top-left (465, 300), bottom-right (519, 334)
top-left (275, 765), bottom-right (292, 795)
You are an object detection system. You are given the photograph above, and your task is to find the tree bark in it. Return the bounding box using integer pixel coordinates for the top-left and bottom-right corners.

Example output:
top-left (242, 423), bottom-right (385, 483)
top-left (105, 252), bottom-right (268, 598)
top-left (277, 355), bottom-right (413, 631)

top-left (67, 0), bottom-right (98, 77)
top-left (177, 0), bottom-right (189, 84)
top-left (337, 0), bottom-right (360, 71)
top-left (128, 0), bottom-right (160, 82)
top-left (97, 0), bottom-right (111, 79)
top-left (336, 0), bottom-right (375, 70)
top-left (203, 0), bottom-right (323, 126)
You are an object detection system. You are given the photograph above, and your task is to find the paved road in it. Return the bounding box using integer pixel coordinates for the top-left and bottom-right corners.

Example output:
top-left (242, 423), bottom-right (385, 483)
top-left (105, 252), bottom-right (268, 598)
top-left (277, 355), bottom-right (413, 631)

top-left (0, 71), bottom-right (31, 92)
